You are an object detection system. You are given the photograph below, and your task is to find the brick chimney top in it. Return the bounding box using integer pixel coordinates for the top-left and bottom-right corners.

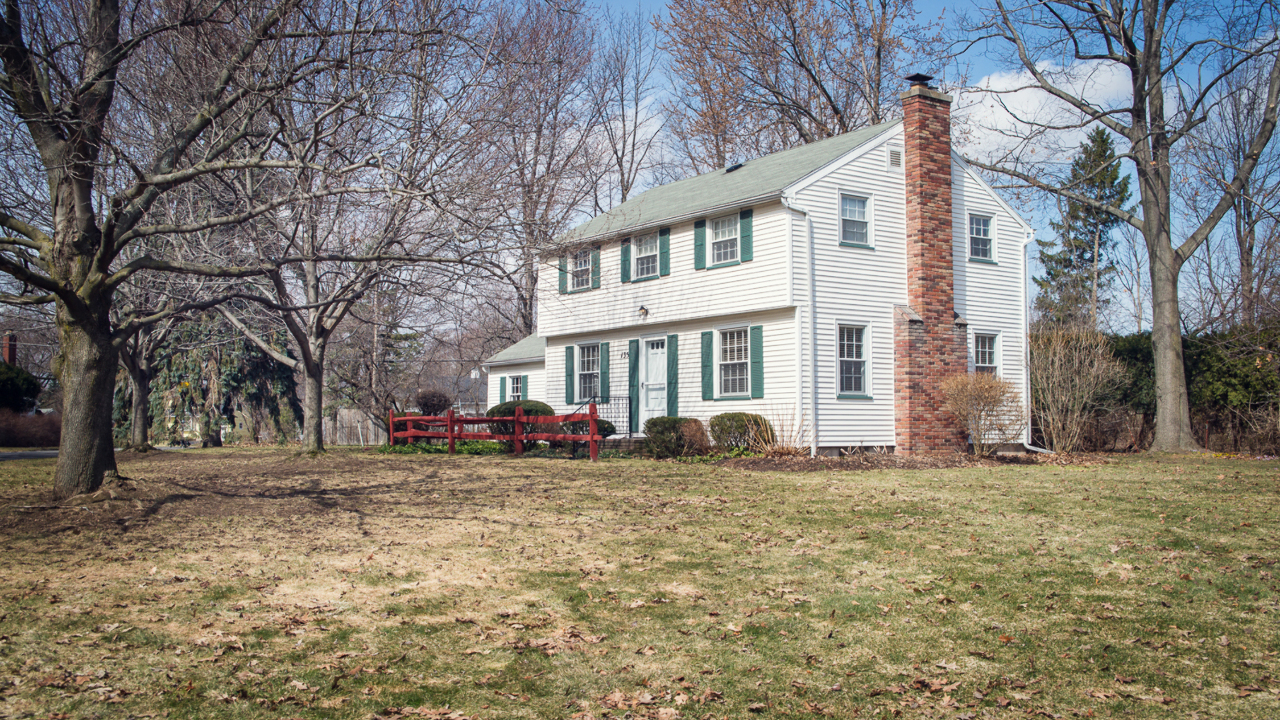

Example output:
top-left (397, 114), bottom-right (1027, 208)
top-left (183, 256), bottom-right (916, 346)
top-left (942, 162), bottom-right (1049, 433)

top-left (1, 334), bottom-right (15, 365)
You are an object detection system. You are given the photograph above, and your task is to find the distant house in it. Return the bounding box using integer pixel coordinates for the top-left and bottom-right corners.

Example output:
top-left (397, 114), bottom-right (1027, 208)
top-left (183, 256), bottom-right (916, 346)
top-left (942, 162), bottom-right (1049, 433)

top-left (482, 77), bottom-right (1031, 454)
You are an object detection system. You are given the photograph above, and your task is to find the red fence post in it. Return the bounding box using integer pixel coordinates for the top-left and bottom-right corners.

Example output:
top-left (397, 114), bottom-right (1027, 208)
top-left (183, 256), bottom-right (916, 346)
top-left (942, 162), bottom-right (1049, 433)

top-left (588, 402), bottom-right (599, 462)
top-left (388, 409), bottom-right (396, 446)
top-left (514, 406), bottom-right (524, 456)
top-left (447, 408), bottom-right (456, 455)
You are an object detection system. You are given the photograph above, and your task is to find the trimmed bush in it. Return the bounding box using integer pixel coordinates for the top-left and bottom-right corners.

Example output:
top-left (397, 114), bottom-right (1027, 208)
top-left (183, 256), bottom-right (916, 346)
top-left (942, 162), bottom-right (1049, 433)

top-left (0, 364), bottom-right (40, 413)
top-left (415, 388), bottom-right (453, 416)
top-left (562, 418), bottom-right (616, 439)
top-left (644, 416), bottom-right (707, 458)
top-left (0, 409), bottom-right (60, 447)
top-left (486, 400), bottom-right (557, 449)
top-left (708, 412), bottom-right (775, 450)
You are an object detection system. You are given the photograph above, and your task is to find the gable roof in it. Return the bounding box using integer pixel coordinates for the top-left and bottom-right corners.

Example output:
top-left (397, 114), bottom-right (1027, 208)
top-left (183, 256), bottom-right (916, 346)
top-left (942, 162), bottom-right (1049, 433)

top-left (483, 334), bottom-right (545, 366)
top-left (561, 120), bottom-right (900, 244)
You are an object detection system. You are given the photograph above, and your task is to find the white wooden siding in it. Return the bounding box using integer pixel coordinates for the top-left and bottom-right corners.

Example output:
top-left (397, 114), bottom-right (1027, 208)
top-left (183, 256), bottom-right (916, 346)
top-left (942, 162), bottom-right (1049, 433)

top-left (792, 128), bottom-right (906, 447)
top-left (544, 308), bottom-right (799, 435)
top-left (537, 202), bottom-right (792, 338)
top-left (484, 361), bottom-right (546, 411)
top-left (952, 161), bottom-right (1030, 442)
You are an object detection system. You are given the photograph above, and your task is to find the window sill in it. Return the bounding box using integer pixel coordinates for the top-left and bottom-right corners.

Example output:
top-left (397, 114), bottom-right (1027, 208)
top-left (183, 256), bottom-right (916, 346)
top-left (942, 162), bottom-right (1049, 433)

top-left (566, 286), bottom-right (595, 294)
top-left (629, 274), bottom-right (661, 283)
top-left (968, 257), bottom-right (997, 265)
top-left (837, 393), bottom-right (873, 400)
top-left (707, 259), bottom-right (741, 270)
top-left (713, 395), bottom-right (751, 402)
top-left (839, 242), bottom-right (874, 250)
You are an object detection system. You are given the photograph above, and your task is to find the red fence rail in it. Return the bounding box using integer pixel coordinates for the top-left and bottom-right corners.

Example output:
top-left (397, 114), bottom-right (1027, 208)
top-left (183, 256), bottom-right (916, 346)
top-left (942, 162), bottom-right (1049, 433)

top-left (388, 404), bottom-right (603, 461)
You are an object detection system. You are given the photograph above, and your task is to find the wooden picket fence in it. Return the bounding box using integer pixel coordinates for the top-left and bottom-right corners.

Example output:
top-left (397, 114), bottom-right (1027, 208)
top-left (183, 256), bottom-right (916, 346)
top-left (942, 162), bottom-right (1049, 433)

top-left (388, 403), bottom-right (604, 461)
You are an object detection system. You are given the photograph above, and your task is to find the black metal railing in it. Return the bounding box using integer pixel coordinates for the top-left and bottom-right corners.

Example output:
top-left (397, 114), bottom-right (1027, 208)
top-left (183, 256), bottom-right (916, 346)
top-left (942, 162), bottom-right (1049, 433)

top-left (570, 395), bottom-right (634, 437)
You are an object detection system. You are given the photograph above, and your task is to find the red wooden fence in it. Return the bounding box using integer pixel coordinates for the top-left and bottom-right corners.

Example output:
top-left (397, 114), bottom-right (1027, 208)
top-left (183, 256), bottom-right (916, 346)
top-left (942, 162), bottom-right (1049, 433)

top-left (388, 404), bottom-right (603, 461)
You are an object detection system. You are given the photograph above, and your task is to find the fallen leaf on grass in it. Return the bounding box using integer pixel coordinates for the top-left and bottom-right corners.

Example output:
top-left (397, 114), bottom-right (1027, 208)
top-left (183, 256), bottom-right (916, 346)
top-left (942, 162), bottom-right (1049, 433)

top-left (747, 703), bottom-right (767, 713)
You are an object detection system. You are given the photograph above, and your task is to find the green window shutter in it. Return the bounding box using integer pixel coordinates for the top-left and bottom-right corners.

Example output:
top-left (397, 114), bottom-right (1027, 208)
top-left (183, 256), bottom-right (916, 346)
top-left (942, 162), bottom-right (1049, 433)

top-left (740, 208), bottom-right (754, 262)
top-left (565, 346), bottom-right (575, 404)
top-left (749, 325), bottom-right (764, 398)
top-left (499, 376), bottom-right (507, 403)
top-left (522, 375), bottom-right (529, 400)
top-left (620, 238), bottom-right (631, 283)
top-left (693, 219), bottom-right (706, 270)
top-left (701, 331), bottom-right (714, 400)
top-left (599, 342), bottom-right (610, 403)
top-left (659, 227), bottom-right (671, 276)
top-left (666, 333), bottom-right (679, 417)
top-left (591, 245), bottom-right (601, 289)
top-left (558, 256), bottom-right (567, 294)
top-left (628, 339), bottom-right (639, 432)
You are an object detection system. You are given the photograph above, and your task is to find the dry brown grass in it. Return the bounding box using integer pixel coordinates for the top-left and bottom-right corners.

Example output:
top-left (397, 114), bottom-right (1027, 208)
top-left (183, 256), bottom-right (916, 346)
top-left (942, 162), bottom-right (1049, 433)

top-left (0, 448), bottom-right (1276, 719)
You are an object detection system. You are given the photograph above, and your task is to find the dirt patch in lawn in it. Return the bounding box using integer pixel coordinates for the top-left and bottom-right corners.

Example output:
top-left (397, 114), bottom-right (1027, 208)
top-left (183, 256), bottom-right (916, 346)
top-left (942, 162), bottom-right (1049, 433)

top-left (717, 450), bottom-right (1111, 472)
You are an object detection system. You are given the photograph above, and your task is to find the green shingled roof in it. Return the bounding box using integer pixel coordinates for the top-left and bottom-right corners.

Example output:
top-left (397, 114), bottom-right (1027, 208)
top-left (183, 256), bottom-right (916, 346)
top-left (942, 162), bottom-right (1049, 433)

top-left (483, 334), bottom-right (545, 365)
top-left (562, 121), bottom-right (900, 244)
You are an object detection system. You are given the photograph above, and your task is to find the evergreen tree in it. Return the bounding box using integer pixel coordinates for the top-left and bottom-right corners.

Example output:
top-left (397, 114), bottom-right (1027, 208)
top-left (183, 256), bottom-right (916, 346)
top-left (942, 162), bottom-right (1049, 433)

top-left (1034, 127), bottom-right (1132, 327)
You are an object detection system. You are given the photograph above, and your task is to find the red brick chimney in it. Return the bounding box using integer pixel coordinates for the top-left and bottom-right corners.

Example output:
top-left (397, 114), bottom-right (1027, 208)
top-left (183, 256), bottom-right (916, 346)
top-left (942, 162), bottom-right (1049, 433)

top-left (894, 74), bottom-right (969, 454)
top-left (1, 334), bottom-right (15, 365)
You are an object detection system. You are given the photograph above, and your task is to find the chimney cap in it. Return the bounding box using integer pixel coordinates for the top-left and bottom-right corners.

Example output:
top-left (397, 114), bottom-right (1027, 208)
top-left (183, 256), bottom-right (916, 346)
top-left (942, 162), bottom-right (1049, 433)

top-left (905, 73), bottom-right (934, 87)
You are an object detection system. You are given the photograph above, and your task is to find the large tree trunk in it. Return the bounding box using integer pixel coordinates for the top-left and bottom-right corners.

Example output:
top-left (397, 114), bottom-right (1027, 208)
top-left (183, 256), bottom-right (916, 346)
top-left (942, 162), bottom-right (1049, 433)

top-left (127, 362), bottom-right (152, 450)
top-left (54, 305), bottom-right (120, 499)
top-left (301, 355), bottom-right (325, 453)
top-left (199, 411), bottom-right (223, 448)
top-left (1148, 246), bottom-right (1200, 452)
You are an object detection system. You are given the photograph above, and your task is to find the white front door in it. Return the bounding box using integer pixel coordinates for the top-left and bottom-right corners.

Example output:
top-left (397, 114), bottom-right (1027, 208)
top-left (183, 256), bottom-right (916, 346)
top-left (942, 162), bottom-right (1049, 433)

top-left (641, 338), bottom-right (667, 425)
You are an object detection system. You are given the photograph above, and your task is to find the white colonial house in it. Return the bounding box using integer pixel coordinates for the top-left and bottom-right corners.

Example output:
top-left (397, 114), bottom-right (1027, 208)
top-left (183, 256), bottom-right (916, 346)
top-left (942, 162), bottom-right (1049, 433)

top-left (483, 77), bottom-right (1032, 454)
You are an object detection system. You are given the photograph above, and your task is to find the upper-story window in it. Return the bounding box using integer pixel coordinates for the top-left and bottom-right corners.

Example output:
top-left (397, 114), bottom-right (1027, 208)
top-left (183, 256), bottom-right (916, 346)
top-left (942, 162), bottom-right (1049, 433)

top-left (720, 328), bottom-right (749, 395)
top-left (634, 233), bottom-right (659, 279)
top-left (841, 194), bottom-right (870, 246)
top-left (578, 344), bottom-right (600, 400)
top-left (711, 215), bottom-right (739, 265)
top-left (975, 334), bottom-right (997, 374)
top-left (969, 214), bottom-right (993, 260)
top-left (509, 375), bottom-right (523, 401)
top-left (571, 249), bottom-right (592, 290)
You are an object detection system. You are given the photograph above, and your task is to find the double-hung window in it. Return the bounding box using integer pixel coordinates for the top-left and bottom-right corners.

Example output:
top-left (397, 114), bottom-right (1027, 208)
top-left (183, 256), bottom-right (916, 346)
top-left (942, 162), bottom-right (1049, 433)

top-left (969, 215), bottom-right (993, 260)
top-left (720, 329), bottom-right (749, 395)
top-left (509, 375), bottom-right (523, 401)
top-left (975, 334), bottom-right (997, 374)
top-left (838, 326), bottom-right (866, 394)
top-left (571, 249), bottom-right (592, 290)
top-left (840, 195), bottom-right (870, 246)
top-left (711, 215), bottom-right (739, 265)
top-left (634, 233), bottom-right (659, 279)
top-left (578, 344), bottom-right (600, 400)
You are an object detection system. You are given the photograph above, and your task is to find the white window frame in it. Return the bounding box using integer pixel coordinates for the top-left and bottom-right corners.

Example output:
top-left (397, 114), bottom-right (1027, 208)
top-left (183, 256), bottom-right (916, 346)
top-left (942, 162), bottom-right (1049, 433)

top-left (717, 325), bottom-right (750, 397)
top-left (968, 213), bottom-right (995, 261)
top-left (974, 332), bottom-right (999, 375)
top-left (838, 191), bottom-right (874, 247)
top-left (577, 343), bottom-right (600, 401)
top-left (710, 214), bottom-right (739, 266)
top-left (836, 324), bottom-right (869, 396)
top-left (509, 375), bottom-right (523, 402)
top-left (571, 248), bottom-right (592, 290)
top-left (633, 232), bottom-right (659, 280)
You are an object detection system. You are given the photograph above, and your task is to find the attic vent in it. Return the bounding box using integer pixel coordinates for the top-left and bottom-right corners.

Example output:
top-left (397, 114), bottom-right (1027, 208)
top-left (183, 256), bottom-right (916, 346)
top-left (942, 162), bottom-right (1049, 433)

top-left (888, 148), bottom-right (903, 169)
top-left (725, 162), bottom-right (744, 173)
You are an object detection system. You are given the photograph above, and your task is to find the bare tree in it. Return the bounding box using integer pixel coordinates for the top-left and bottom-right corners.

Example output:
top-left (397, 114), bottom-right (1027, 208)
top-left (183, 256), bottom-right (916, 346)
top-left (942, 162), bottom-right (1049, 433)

top-left (1028, 327), bottom-right (1126, 453)
top-left (657, 0), bottom-right (937, 174)
top-left (956, 0), bottom-right (1280, 451)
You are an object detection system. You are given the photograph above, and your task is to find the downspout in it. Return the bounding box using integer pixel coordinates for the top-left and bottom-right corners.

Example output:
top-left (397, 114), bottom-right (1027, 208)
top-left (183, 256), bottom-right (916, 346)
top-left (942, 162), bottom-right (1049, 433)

top-left (1021, 229), bottom-right (1053, 454)
top-left (781, 195), bottom-right (818, 456)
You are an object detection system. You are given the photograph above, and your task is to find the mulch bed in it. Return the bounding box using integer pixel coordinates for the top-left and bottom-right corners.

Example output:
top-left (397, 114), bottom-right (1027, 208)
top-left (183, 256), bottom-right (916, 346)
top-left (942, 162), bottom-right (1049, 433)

top-left (717, 450), bottom-right (1111, 473)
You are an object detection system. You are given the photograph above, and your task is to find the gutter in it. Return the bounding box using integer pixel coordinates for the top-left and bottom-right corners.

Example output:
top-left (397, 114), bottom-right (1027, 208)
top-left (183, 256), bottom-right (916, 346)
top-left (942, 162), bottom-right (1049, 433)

top-left (547, 191), bottom-right (786, 254)
top-left (781, 194), bottom-right (818, 457)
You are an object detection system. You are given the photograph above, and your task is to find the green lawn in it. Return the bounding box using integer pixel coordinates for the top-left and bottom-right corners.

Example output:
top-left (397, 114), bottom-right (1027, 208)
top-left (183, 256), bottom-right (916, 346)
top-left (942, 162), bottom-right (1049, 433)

top-left (0, 449), bottom-right (1276, 718)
